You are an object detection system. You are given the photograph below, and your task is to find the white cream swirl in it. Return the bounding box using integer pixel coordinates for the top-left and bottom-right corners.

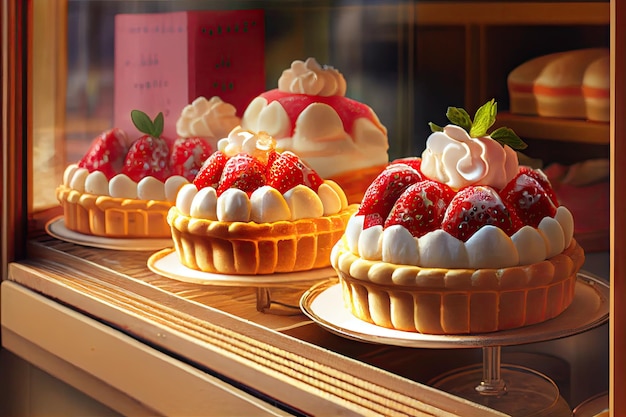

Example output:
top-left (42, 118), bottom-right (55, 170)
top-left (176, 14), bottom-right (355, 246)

top-left (217, 127), bottom-right (277, 164)
top-left (420, 125), bottom-right (519, 191)
top-left (62, 163), bottom-right (188, 202)
top-left (277, 57), bottom-right (347, 97)
top-left (344, 206), bottom-right (574, 269)
top-left (175, 180), bottom-right (349, 223)
top-left (176, 96), bottom-right (241, 147)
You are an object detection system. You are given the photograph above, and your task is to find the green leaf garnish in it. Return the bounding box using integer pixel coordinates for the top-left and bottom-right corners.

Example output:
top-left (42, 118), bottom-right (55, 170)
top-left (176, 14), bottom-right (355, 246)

top-left (428, 99), bottom-right (527, 150)
top-left (131, 109), bottom-right (164, 137)
top-left (490, 126), bottom-right (527, 150)
top-left (429, 122), bottom-right (444, 133)
top-left (446, 107), bottom-right (472, 132)
top-left (469, 99), bottom-right (497, 138)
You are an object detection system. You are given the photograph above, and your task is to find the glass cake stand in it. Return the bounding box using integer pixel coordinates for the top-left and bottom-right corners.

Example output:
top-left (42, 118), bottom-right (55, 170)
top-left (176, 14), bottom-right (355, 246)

top-left (300, 272), bottom-right (609, 416)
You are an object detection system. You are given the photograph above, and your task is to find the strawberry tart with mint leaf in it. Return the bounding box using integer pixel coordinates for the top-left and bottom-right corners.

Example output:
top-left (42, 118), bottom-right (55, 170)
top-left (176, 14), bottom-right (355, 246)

top-left (56, 110), bottom-right (214, 238)
top-left (331, 99), bottom-right (584, 334)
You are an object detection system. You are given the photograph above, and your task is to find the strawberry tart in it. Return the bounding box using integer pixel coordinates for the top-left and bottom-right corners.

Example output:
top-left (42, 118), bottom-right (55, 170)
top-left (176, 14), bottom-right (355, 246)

top-left (331, 100), bottom-right (585, 334)
top-left (240, 57), bottom-right (389, 204)
top-left (167, 127), bottom-right (356, 275)
top-left (56, 99), bottom-right (235, 239)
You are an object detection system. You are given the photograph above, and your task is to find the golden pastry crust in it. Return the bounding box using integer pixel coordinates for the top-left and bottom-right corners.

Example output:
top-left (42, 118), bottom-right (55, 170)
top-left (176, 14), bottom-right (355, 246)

top-left (329, 164), bottom-right (387, 205)
top-left (331, 237), bottom-right (585, 334)
top-left (168, 205), bottom-right (357, 275)
top-left (56, 185), bottom-right (173, 238)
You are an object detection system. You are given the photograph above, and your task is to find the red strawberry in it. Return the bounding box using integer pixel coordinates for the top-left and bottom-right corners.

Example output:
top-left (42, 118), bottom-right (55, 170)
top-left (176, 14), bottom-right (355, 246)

top-left (363, 213), bottom-right (386, 229)
top-left (121, 110), bottom-right (172, 182)
top-left (501, 173), bottom-right (557, 228)
top-left (266, 151), bottom-right (323, 193)
top-left (122, 135), bottom-right (171, 182)
top-left (517, 166), bottom-right (559, 205)
top-left (390, 157), bottom-right (424, 175)
top-left (217, 153), bottom-right (266, 196)
top-left (193, 151), bottom-right (228, 189)
top-left (78, 128), bottom-right (129, 180)
top-left (356, 164), bottom-right (422, 227)
top-left (385, 180), bottom-right (455, 237)
top-left (442, 185), bottom-right (521, 241)
top-left (170, 137), bottom-right (213, 181)
top-left (266, 150), bottom-right (280, 169)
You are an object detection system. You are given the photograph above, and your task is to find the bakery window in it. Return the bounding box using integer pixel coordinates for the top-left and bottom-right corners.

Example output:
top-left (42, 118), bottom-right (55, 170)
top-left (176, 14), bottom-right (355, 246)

top-left (2, 1), bottom-right (623, 416)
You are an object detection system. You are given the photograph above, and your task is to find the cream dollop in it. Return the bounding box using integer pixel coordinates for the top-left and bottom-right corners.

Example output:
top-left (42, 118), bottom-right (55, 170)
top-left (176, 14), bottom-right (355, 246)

top-left (420, 125), bottom-right (519, 191)
top-left (277, 57), bottom-right (347, 97)
top-left (344, 206), bottom-right (574, 269)
top-left (62, 163), bottom-right (189, 202)
top-left (175, 179), bottom-right (348, 223)
top-left (176, 96), bottom-right (241, 148)
top-left (217, 127), bottom-right (276, 164)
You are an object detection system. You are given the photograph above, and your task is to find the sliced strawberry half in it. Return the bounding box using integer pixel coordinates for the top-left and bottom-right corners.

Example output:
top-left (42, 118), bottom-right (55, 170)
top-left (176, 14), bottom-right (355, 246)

top-left (78, 128), bottom-right (129, 180)
top-left (217, 153), bottom-right (266, 196)
top-left (385, 180), bottom-right (455, 237)
top-left (501, 173), bottom-right (557, 228)
top-left (357, 164), bottom-right (423, 228)
top-left (266, 151), bottom-right (323, 194)
top-left (193, 151), bottom-right (228, 190)
top-left (517, 166), bottom-right (559, 205)
top-left (122, 135), bottom-right (171, 182)
top-left (170, 137), bottom-right (213, 181)
top-left (442, 185), bottom-right (521, 241)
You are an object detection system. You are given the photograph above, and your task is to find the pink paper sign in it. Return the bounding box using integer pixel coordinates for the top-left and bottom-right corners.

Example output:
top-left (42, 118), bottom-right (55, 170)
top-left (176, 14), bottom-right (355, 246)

top-left (114, 10), bottom-right (265, 141)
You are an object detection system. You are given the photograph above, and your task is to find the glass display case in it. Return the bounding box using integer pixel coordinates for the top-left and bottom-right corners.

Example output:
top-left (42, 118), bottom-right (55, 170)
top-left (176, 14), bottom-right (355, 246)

top-left (1, 0), bottom-right (623, 415)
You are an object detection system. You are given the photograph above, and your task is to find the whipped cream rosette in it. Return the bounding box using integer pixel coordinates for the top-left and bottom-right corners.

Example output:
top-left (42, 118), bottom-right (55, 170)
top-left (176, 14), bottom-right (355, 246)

top-left (176, 96), bottom-right (241, 150)
top-left (331, 100), bottom-right (584, 334)
top-left (240, 57), bottom-right (389, 204)
top-left (167, 127), bottom-right (357, 275)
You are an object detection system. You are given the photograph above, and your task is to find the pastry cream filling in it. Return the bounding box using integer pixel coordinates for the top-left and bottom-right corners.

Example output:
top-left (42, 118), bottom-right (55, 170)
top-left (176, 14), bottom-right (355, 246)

top-left (345, 206), bottom-right (574, 269)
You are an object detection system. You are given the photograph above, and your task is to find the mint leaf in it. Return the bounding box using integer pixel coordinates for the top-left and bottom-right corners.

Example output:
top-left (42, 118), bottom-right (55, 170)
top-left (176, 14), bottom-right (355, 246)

top-left (429, 122), bottom-right (444, 133)
top-left (432, 99), bottom-right (525, 150)
top-left (153, 112), bottom-right (164, 137)
top-left (446, 107), bottom-right (472, 133)
top-left (131, 110), bottom-right (164, 137)
top-left (490, 126), bottom-right (528, 150)
top-left (470, 99), bottom-right (497, 138)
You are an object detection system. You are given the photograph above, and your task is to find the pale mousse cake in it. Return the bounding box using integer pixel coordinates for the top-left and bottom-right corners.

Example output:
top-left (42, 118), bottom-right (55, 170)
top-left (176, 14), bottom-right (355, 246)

top-left (240, 57), bottom-right (389, 204)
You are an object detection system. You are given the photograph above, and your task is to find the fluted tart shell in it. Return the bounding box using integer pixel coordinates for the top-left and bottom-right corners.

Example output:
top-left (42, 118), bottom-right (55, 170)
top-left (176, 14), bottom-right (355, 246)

top-left (168, 205), bottom-right (357, 275)
top-left (331, 237), bottom-right (585, 334)
top-left (56, 185), bottom-right (172, 238)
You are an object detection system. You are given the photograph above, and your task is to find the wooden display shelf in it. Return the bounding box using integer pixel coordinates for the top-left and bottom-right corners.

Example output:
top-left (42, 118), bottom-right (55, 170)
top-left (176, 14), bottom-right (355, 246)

top-left (414, 2), bottom-right (609, 26)
top-left (495, 112), bottom-right (610, 145)
top-left (1, 234), bottom-right (503, 417)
